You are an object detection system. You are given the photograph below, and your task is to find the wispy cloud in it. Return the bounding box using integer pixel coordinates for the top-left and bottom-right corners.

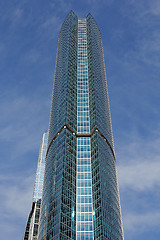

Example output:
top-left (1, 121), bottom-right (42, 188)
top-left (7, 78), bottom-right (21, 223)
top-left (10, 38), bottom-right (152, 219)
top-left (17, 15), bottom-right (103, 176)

top-left (116, 128), bottom-right (160, 236)
top-left (12, 7), bottom-right (23, 23)
top-left (123, 29), bottom-right (160, 68)
top-left (0, 89), bottom-right (50, 165)
top-left (148, 0), bottom-right (160, 16)
top-left (0, 1), bottom-right (159, 240)
top-left (129, 0), bottom-right (160, 17)
top-left (24, 49), bottom-right (41, 63)
top-left (0, 172), bottom-right (34, 239)
top-left (39, 15), bottom-right (61, 40)
top-left (118, 160), bottom-right (160, 191)
top-left (124, 210), bottom-right (160, 232)
top-left (117, 128), bottom-right (160, 191)
top-left (0, 173), bottom-right (34, 217)
top-left (111, 0), bottom-right (160, 68)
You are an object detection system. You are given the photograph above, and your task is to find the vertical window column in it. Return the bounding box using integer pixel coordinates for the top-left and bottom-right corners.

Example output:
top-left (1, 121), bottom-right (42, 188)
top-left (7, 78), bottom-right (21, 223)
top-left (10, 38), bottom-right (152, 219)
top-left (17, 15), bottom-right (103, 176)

top-left (76, 18), bottom-right (94, 240)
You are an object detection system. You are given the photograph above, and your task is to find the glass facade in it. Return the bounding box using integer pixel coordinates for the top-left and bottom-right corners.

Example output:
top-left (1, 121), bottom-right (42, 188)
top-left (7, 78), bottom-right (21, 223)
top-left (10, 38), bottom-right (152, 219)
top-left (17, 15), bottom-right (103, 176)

top-left (76, 19), bottom-right (94, 240)
top-left (33, 132), bottom-right (48, 202)
top-left (37, 10), bottom-right (123, 240)
top-left (86, 14), bottom-right (124, 239)
top-left (38, 11), bottom-right (78, 240)
top-left (24, 132), bottom-right (48, 240)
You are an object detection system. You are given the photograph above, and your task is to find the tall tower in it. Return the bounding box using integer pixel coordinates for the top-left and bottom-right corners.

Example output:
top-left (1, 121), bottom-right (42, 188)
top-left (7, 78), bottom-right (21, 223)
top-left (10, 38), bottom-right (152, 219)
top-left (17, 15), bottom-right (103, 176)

top-left (24, 131), bottom-right (48, 240)
top-left (38, 11), bottom-right (124, 240)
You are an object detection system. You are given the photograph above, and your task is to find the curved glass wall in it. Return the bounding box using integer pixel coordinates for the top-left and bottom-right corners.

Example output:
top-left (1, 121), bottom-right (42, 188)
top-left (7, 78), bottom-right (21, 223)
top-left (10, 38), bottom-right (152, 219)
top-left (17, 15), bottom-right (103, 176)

top-left (86, 14), bottom-right (124, 240)
top-left (38, 11), bottom-right (124, 240)
top-left (38, 11), bottom-right (78, 240)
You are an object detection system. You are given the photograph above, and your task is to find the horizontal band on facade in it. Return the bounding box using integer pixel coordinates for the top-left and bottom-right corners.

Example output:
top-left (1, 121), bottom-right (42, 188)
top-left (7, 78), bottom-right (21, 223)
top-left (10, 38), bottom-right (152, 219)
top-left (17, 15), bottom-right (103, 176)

top-left (46, 125), bottom-right (115, 160)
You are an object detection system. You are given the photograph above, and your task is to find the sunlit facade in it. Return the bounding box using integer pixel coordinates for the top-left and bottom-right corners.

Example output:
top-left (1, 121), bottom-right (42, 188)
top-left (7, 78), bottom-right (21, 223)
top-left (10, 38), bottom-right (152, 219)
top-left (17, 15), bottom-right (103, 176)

top-left (24, 131), bottom-right (48, 240)
top-left (37, 11), bottom-right (123, 240)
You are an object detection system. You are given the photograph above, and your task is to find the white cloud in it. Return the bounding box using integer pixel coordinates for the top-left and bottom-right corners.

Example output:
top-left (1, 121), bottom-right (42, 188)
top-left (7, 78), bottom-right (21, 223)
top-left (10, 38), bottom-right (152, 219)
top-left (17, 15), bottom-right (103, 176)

top-left (39, 15), bottom-right (61, 40)
top-left (26, 49), bottom-right (41, 63)
top-left (0, 172), bottom-right (34, 239)
top-left (123, 0), bottom-right (160, 19)
top-left (0, 89), bottom-right (50, 165)
top-left (142, 0), bottom-right (160, 16)
top-left (13, 8), bottom-right (23, 19)
top-left (124, 210), bottom-right (160, 232)
top-left (123, 30), bottom-right (160, 68)
top-left (117, 0), bottom-right (160, 68)
top-left (138, 31), bottom-right (160, 67)
top-left (116, 129), bottom-right (160, 235)
top-left (118, 160), bottom-right (160, 191)
top-left (0, 173), bottom-right (34, 218)
top-left (117, 129), bottom-right (160, 191)
top-left (41, 15), bottom-right (60, 29)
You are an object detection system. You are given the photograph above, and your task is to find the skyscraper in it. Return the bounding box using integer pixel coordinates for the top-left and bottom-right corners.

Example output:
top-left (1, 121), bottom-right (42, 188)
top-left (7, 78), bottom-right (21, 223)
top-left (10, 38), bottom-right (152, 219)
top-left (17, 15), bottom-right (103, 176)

top-left (24, 131), bottom-right (48, 240)
top-left (38, 10), bottom-right (123, 240)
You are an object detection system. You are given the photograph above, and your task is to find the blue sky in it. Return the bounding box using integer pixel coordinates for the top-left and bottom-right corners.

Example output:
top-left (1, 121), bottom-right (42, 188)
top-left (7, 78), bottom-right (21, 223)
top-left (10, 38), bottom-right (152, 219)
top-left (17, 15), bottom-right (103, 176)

top-left (0, 0), bottom-right (160, 239)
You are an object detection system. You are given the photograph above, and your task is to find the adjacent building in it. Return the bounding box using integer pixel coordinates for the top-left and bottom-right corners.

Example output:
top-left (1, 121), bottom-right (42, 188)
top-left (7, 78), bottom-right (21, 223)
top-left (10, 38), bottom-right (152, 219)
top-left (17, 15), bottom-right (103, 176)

top-left (24, 131), bottom-right (48, 240)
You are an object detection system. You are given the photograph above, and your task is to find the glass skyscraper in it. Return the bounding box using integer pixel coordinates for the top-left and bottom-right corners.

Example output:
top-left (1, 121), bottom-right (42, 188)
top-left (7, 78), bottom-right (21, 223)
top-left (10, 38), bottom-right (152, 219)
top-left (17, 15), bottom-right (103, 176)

top-left (25, 10), bottom-right (124, 240)
top-left (24, 131), bottom-right (48, 240)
